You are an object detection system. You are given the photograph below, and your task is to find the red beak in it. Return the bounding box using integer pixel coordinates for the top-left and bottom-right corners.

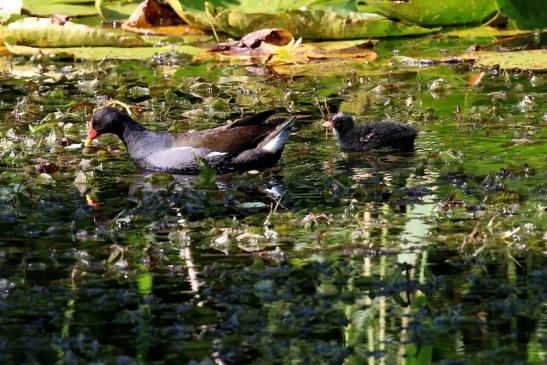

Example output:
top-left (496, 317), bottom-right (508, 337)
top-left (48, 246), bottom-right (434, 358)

top-left (87, 126), bottom-right (97, 141)
top-left (86, 194), bottom-right (99, 208)
top-left (322, 120), bottom-right (333, 128)
top-left (86, 121), bottom-right (97, 146)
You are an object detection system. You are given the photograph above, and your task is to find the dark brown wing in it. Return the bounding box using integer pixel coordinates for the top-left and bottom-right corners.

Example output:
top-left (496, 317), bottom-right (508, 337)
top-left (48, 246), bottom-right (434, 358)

top-left (168, 110), bottom-right (297, 153)
top-left (171, 125), bottom-right (276, 153)
top-left (225, 109), bottom-right (278, 128)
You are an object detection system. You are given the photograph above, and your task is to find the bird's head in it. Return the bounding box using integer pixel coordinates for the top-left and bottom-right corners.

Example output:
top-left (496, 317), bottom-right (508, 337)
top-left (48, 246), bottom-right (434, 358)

top-left (322, 112), bottom-right (355, 134)
top-left (86, 107), bottom-right (131, 145)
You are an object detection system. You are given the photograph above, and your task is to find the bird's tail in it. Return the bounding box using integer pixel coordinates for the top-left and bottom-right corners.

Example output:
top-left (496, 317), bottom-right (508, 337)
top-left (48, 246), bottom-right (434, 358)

top-left (258, 117), bottom-right (295, 153)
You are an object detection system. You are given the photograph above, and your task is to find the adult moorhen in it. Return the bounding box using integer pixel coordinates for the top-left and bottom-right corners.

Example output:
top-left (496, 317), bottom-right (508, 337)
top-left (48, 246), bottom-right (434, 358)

top-left (86, 107), bottom-right (295, 174)
top-left (322, 112), bottom-right (417, 152)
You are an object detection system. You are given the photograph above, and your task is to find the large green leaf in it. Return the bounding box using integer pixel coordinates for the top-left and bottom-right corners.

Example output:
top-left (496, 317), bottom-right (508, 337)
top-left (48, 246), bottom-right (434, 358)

top-left (182, 9), bottom-right (437, 39)
top-left (95, 0), bottom-right (141, 22)
top-left (366, 0), bottom-right (497, 26)
top-left (179, 0), bottom-right (357, 13)
top-left (4, 17), bottom-right (145, 47)
top-left (3, 36), bottom-right (202, 59)
top-left (456, 49), bottom-right (547, 71)
top-left (496, 0), bottom-right (547, 29)
top-left (444, 26), bottom-right (532, 38)
top-left (22, 0), bottom-right (97, 17)
top-left (176, 0), bottom-right (436, 39)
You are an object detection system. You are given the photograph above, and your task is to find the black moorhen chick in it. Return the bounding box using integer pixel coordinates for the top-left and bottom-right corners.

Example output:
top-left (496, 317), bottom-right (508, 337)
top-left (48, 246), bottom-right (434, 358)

top-left (322, 112), bottom-right (417, 152)
top-left (86, 107), bottom-right (295, 174)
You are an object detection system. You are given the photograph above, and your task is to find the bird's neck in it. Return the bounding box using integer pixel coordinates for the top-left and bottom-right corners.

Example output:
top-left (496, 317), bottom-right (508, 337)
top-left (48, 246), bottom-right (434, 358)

top-left (119, 118), bottom-right (148, 147)
top-left (334, 126), bottom-right (352, 138)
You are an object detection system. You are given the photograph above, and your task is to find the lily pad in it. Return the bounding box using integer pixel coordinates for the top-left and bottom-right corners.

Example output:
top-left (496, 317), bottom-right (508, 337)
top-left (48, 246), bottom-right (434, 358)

top-left (457, 49), bottom-right (547, 71)
top-left (22, 0), bottom-right (97, 17)
top-left (179, 0), bottom-right (357, 14)
top-left (199, 31), bottom-right (378, 68)
top-left (183, 8), bottom-right (437, 39)
top-left (3, 37), bottom-right (202, 60)
top-left (444, 26), bottom-right (532, 38)
top-left (121, 0), bottom-right (206, 36)
top-left (366, 0), bottom-right (497, 26)
top-left (497, 0), bottom-right (547, 29)
top-left (5, 17), bottom-right (145, 47)
top-left (95, 0), bottom-right (141, 22)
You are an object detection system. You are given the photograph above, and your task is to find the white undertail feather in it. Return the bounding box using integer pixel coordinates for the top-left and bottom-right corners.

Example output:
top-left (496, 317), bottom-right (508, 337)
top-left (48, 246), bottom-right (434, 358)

top-left (261, 119), bottom-right (295, 153)
top-left (206, 151), bottom-right (228, 158)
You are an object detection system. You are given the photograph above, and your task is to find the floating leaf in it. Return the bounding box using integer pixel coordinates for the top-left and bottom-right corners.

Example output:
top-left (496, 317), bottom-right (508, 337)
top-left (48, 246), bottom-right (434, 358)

top-left (35, 162), bottom-right (59, 174)
top-left (180, 6), bottom-right (437, 39)
top-left (457, 49), bottom-right (547, 71)
top-left (137, 272), bottom-right (153, 295)
top-left (271, 61), bottom-right (416, 77)
top-left (195, 156), bottom-right (217, 189)
top-left (121, 0), bottom-right (206, 36)
top-left (497, 0), bottom-right (547, 29)
top-left (444, 26), bottom-right (532, 38)
top-left (179, 0), bottom-right (358, 15)
top-left (144, 172), bottom-right (175, 187)
top-left (468, 71), bottom-right (486, 86)
top-left (199, 30), bottom-right (378, 69)
top-left (22, 0), bottom-right (97, 17)
top-left (366, 0), bottom-right (497, 26)
top-left (74, 170), bottom-right (90, 194)
top-left (3, 36), bottom-right (202, 60)
top-left (5, 17), bottom-right (145, 47)
top-left (95, 0), bottom-right (141, 22)
top-left (36, 173), bottom-right (54, 185)
top-left (491, 190), bottom-right (522, 203)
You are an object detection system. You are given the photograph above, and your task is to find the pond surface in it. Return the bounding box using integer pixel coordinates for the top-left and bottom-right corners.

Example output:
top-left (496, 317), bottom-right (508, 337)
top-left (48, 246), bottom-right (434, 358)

top-left (0, 35), bottom-right (545, 364)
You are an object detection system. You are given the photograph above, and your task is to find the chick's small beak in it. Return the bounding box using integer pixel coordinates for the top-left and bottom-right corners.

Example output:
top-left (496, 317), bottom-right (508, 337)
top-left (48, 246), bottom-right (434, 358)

top-left (322, 119), bottom-right (333, 128)
top-left (85, 121), bottom-right (97, 147)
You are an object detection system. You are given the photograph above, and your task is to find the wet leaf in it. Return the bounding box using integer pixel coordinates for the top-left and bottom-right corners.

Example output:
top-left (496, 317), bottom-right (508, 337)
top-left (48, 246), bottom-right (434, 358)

top-left (121, 0), bottom-right (205, 36)
top-left (144, 172), bottom-right (175, 187)
top-left (179, 0), bottom-right (357, 15)
top-left (497, 0), bottom-right (547, 29)
top-left (35, 162), bottom-right (59, 174)
top-left (195, 156), bottom-right (217, 189)
top-left (36, 172), bottom-right (54, 185)
top-left (74, 170), bottom-right (91, 194)
top-left (95, 0), bottom-right (141, 22)
top-left (366, 0), bottom-right (497, 26)
top-left (444, 26), bottom-right (532, 38)
top-left (490, 190), bottom-right (522, 203)
top-left (457, 49), bottom-right (547, 71)
top-left (200, 31), bottom-right (378, 70)
top-left (468, 71), bottom-right (486, 86)
top-left (22, 0), bottom-right (97, 17)
top-left (180, 6), bottom-right (437, 39)
top-left (137, 272), bottom-right (153, 295)
top-left (5, 17), bottom-right (145, 47)
top-left (4, 37), bottom-right (202, 59)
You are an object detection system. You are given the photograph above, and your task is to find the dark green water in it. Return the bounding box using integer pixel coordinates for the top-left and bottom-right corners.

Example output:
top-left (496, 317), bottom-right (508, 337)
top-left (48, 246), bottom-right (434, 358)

top-left (0, 36), bottom-right (545, 364)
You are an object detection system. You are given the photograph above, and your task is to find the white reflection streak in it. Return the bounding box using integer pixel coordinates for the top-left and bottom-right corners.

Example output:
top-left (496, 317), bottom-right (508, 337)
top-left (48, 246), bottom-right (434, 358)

top-left (180, 246), bottom-right (201, 294)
